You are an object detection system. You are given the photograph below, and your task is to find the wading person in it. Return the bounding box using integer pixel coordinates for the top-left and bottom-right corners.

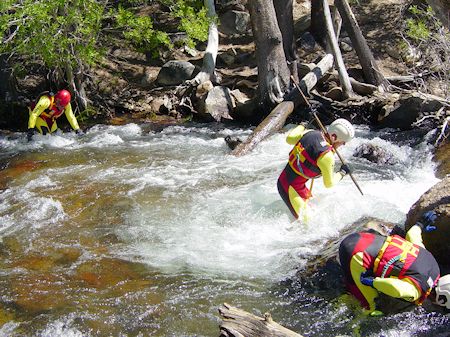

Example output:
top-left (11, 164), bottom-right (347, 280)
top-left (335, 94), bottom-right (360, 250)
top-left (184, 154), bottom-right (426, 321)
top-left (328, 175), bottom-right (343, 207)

top-left (27, 89), bottom-right (82, 141)
top-left (339, 211), bottom-right (450, 316)
top-left (277, 118), bottom-right (355, 221)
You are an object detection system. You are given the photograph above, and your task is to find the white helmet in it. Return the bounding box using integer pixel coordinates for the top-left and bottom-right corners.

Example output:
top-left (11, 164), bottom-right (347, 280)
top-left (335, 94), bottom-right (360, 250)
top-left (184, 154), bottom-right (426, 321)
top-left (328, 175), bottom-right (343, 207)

top-left (435, 274), bottom-right (450, 309)
top-left (327, 118), bottom-right (355, 143)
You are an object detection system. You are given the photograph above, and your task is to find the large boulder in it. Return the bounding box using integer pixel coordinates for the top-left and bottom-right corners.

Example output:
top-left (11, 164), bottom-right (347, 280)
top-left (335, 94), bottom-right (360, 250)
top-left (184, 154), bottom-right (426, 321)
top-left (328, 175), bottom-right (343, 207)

top-left (156, 60), bottom-right (196, 86)
top-left (378, 93), bottom-right (444, 130)
top-left (405, 176), bottom-right (450, 270)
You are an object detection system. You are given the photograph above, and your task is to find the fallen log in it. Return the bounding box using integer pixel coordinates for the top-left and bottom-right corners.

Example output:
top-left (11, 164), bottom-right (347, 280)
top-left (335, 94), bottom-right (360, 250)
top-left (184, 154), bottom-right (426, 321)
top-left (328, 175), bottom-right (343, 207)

top-left (219, 303), bottom-right (304, 337)
top-left (231, 101), bottom-right (294, 156)
top-left (231, 54), bottom-right (334, 156)
top-left (327, 71), bottom-right (378, 95)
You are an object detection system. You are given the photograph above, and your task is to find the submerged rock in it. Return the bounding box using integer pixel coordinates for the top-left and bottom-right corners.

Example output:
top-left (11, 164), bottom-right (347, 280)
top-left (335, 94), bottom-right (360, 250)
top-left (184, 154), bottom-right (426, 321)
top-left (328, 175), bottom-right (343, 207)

top-left (353, 143), bottom-right (397, 165)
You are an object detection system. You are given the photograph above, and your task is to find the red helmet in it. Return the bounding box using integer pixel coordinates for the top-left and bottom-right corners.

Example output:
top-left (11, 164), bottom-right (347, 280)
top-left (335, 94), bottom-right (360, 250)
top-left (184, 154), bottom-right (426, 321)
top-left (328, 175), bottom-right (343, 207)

top-left (54, 90), bottom-right (71, 106)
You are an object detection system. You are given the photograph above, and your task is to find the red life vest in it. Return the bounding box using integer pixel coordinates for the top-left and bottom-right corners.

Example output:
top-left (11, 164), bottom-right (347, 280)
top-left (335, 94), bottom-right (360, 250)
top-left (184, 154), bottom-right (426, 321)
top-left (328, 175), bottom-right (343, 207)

top-left (288, 130), bottom-right (332, 179)
top-left (372, 235), bottom-right (440, 304)
top-left (29, 92), bottom-right (65, 128)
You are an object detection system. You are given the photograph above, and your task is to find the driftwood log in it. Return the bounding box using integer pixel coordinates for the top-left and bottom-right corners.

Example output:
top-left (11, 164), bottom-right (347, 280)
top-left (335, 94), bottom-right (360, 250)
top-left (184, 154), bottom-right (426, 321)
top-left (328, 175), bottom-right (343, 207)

top-left (231, 54), bottom-right (334, 157)
top-left (219, 303), bottom-right (304, 337)
top-left (231, 101), bottom-right (294, 156)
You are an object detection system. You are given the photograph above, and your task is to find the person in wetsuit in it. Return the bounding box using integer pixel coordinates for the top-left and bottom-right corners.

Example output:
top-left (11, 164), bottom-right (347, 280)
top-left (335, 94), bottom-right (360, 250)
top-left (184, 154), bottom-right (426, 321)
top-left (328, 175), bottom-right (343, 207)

top-left (339, 211), bottom-right (450, 316)
top-left (27, 89), bottom-right (81, 141)
top-left (277, 118), bottom-right (355, 220)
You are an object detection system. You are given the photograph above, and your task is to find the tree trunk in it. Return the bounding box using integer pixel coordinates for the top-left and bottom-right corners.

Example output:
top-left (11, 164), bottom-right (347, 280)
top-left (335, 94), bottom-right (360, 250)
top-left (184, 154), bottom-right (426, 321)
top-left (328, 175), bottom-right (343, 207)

top-left (322, 0), bottom-right (354, 99)
top-left (0, 55), bottom-right (18, 101)
top-left (192, 0), bottom-right (219, 85)
top-left (335, 0), bottom-right (389, 90)
top-left (219, 303), bottom-right (304, 337)
top-left (248, 0), bottom-right (291, 114)
top-left (273, 0), bottom-right (298, 82)
top-left (232, 54), bottom-right (334, 156)
top-left (310, 0), bottom-right (326, 47)
top-left (65, 61), bottom-right (88, 111)
top-left (332, 5), bottom-right (342, 39)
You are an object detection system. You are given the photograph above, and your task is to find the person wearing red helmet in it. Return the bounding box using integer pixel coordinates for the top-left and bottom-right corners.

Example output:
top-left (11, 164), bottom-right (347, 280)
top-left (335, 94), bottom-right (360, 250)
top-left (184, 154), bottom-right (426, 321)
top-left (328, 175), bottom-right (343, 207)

top-left (27, 89), bottom-right (81, 141)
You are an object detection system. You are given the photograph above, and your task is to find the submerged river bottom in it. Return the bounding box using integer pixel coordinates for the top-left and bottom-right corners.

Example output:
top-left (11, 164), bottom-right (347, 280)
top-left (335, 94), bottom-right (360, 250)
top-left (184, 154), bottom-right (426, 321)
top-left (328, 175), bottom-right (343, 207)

top-left (0, 124), bottom-right (448, 336)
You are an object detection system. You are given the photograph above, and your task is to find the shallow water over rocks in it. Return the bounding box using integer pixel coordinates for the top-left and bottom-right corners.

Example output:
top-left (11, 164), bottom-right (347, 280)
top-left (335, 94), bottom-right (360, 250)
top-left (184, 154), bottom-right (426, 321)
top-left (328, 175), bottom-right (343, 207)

top-left (0, 123), bottom-right (448, 336)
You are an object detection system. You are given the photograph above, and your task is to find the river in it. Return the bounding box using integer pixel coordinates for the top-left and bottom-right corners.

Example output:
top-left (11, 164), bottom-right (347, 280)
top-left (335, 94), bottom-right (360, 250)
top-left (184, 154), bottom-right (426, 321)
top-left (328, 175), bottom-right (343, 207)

top-left (0, 123), bottom-right (448, 336)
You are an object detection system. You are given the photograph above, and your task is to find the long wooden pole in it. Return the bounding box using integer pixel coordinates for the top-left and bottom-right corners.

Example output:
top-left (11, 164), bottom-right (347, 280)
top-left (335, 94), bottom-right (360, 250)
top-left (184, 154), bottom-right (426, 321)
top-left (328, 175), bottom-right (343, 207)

top-left (291, 76), bottom-right (364, 196)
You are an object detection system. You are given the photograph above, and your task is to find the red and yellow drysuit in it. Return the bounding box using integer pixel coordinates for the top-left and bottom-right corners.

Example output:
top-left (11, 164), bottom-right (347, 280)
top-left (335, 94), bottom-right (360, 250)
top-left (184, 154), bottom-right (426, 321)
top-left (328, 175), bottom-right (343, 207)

top-left (28, 94), bottom-right (80, 134)
top-left (277, 125), bottom-right (345, 219)
top-left (339, 225), bottom-right (440, 315)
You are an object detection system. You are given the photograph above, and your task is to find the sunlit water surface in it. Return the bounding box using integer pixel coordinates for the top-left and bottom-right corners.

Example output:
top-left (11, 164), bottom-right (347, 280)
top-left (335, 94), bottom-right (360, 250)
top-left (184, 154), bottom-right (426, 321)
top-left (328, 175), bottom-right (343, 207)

top-left (0, 123), bottom-right (447, 336)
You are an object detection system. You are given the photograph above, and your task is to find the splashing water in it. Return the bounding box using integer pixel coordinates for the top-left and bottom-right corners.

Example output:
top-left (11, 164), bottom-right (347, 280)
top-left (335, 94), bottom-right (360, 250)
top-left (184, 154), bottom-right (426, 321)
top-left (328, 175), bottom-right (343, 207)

top-left (0, 123), bottom-right (446, 336)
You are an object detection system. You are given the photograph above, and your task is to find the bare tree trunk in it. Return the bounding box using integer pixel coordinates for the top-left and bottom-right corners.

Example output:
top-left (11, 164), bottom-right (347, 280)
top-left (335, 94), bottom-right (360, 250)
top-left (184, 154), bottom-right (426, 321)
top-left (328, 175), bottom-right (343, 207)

top-left (310, 0), bottom-right (326, 47)
top-left (273, 0), bottom-right (298, 82)
top-left (322, 0), bottom-right (354, 98)
top-left (335, 0), bottom-right (389, 90)
top-left (192, 0), bottom-right (219, 85)
top-left (0, 55), bottom-right (18, 101)
top-left (232, 54), bottom-right (334, 156)
top-left (65, 61), bottom-right (88, 111)
top-left (332, 5), bottom-right (342, 39)
top-left (248, 0), bottom-right (291, 113)
top-left (219, 303), bottom-right (304, 337)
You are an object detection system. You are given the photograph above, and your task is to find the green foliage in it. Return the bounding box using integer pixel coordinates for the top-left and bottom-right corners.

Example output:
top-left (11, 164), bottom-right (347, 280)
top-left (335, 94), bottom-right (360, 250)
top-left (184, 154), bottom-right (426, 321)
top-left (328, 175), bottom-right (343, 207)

top-left (405, 5), bottom-right (435, 41)
top-left (401, 4), bottom-right (449, 98)
top-left (114, 6), bottom-right (171, 56)
top-left (0, 0), bottom-right (104, 72)
top-left (163, 0), bottom-right (214, 48)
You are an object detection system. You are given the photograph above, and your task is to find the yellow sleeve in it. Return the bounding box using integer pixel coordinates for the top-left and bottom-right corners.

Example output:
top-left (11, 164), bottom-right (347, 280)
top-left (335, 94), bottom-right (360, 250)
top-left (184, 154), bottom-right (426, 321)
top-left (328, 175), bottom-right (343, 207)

top-left (373, 277), bottom-right (420, 302)
top-left (405, 225), bottom-right (424, 248)
top-left (317, 151), bottom-right (344, 188)
top-left (64, 103), bottom-right (80, 130)
top-left (350, 253), bottom-right (379, 312)
top-left (28, 96), bottom-right (51, 129)
top-left (286, 125), bottom-right (306, 145)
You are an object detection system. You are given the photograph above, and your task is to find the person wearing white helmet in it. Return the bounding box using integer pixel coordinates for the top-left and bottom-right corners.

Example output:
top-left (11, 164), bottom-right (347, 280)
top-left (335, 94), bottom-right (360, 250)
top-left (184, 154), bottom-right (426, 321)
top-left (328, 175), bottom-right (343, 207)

top-left (339, 210), bottom-right (450, 316)
top-left (277, 118), bottom-right (355, 221)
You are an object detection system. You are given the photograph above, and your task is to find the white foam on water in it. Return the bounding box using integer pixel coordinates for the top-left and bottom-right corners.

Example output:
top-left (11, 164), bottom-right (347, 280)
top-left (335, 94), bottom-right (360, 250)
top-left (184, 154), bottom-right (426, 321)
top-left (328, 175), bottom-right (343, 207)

top-left (111, 125), bottom-right (439, 280)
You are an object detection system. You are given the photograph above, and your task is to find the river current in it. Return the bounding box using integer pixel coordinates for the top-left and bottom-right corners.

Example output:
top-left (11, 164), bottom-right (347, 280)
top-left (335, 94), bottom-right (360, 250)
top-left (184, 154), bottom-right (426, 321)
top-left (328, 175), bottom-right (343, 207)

top-left (0, 123), bottom-right (448, 336)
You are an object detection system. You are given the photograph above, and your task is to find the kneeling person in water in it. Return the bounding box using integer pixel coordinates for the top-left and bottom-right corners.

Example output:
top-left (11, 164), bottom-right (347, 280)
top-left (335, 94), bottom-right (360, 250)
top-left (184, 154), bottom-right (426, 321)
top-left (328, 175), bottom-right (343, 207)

top-left (339, 211), bottom-right (450, 316)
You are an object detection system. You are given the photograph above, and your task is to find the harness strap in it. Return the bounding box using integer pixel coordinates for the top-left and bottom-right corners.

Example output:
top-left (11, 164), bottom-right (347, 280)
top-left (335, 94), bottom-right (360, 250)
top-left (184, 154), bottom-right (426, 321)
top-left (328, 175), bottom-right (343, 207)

top-left (373, 236), bottom-right (391, 275)
top-left (380, 254), bottom-right (402, 278)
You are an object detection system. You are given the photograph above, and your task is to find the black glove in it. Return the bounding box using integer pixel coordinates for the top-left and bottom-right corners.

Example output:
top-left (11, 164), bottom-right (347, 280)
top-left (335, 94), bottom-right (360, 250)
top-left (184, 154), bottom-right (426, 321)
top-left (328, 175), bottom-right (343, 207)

top-left (416, 210), bottom-right (437, 232)
top-left (27, 128), bottom-right (35, 142)
top-left (339, 164), bottom-right (351, 176)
